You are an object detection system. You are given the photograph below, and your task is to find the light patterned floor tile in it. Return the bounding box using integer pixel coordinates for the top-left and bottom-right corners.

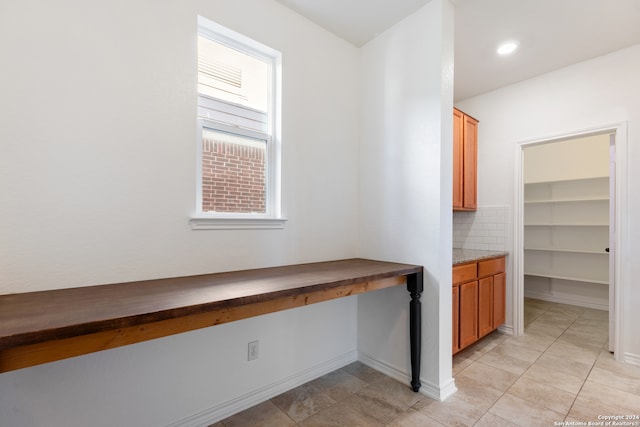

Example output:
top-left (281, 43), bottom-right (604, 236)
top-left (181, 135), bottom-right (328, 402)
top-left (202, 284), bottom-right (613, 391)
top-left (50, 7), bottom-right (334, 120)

top-left (579, 308), bottom-right (608, 320)
top-left (341, 382), bottom-right (413, 425)
top-left (477, 340), bottom-right (543, 375)
top-left (457, 360), bottom-right (520, 392)
top-left (489, 341), bottom-right (543, 363)
top-left (534, 352), bottom-right (593, 381)
top-left (386, 408), bottom-right (445, 427)
top-left (546, 303), bottom-right (585, 316)
top-left (299, 402), bottom-right (376, 427)
top-left (474, 412), bottom-right (520, 427)
top-left (503, 332), bottom-right (557, 352)
top-left (221, 400), bottom-right (295, 427)
top-left (367, 375), bottom-right (425, 409)
top-left (594, 350), bottom-right (640, 380)
top-left (453, 331), bottom-right (506, 361)
top-left (477, 348), bottom-right (536, 376)
top-left (544, 339), bottom-right (602, 365)
top-left (489, 393), bottom-right (565, 427)
top-left (307, 368), bottom-right (368, 402)
top-left (557, 328), bottom-right (607, 350)
top-left (215, 299), bottom-right (640, 427)
top-left (565, 395), bottom-right (635, 424)
top-left (587, 366), bottom-right (640, 395)
top-left (416, 394), bottom-right (486, 426)
top-left (524, 321), bottom-right (567, 339)
top-left (519, 363), bottom-right (585, 395)
top-left (507, 375), bottom-right (577, 415)
top-left (341, 361), bottom-right (387, 384)
top-left (452, 353), bottom-right (474, 375)
top-left (271, 383), bottom-right (335, 422)
top-left (579, 378), bottom-right (640, 412)
top-left (451, 375), bottom-right (504, 411)
top-left (538, 309), bottom-right (580, 322)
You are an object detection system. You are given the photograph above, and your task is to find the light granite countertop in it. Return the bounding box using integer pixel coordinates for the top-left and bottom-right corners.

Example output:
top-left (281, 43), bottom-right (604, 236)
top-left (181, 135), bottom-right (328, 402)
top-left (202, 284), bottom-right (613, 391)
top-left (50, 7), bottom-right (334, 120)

top-left (453, 248), bottom-right (509, 265)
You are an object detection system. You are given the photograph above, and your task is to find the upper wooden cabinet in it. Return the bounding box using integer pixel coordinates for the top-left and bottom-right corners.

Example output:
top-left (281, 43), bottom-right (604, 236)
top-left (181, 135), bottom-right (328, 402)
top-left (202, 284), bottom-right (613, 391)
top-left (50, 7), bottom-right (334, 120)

top-left (453, 108), bottom-right (478, 211)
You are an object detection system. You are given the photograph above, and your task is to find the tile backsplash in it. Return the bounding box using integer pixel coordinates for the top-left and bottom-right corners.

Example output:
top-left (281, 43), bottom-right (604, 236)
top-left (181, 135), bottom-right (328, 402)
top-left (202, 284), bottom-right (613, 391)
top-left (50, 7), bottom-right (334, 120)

top-left (453, 206), bottom-right (509, 251)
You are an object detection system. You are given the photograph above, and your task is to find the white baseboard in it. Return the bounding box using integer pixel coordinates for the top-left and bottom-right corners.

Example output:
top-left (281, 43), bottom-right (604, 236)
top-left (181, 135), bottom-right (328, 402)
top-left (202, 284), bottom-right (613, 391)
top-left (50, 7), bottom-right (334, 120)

top-left (498, 323), bottom-right (514, 336)
top-left (434, 377), bottom-right (458, 401)
top-left (357, 352), bottom-right (410, 389)
top-left (524, 290), bottom-right (608, 311)
top-left (167, 350), bottom-right (357, 427)
top-left (623, 352), bottom-right (640, 367)
top-left (357, 352), bottom-right (457, 402)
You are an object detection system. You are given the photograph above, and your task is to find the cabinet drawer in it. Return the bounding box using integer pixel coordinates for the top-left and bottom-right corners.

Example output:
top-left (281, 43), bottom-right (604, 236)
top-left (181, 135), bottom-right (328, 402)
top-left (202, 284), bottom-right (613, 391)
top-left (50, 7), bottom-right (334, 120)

top-left (453, 263), bottom-right (477, 284)
top-left (478, 257), bottom-right (505, 277)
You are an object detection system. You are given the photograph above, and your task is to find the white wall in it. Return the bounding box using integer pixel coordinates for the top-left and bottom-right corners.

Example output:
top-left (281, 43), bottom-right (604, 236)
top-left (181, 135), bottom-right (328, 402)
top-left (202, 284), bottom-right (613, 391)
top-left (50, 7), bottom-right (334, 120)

top-left (457, 44), bottom-right (640, 364)
top-left (357, 0), bottom-right (456, 400)
top-left (524, 134), bottom-right (610, 183)
top-left (0, 0), bottom-right (362, 425)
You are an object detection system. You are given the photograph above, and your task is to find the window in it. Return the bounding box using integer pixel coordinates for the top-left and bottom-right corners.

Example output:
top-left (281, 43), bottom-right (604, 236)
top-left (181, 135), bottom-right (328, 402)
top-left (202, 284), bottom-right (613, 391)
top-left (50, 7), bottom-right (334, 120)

top-left (191, 16), bottom-right (284, 230)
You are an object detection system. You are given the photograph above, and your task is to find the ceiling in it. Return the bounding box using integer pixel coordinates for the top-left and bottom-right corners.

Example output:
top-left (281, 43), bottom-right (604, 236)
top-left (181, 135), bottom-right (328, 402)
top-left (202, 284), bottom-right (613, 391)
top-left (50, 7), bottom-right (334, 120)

top-left (275, 0), bottom-right (640, 101)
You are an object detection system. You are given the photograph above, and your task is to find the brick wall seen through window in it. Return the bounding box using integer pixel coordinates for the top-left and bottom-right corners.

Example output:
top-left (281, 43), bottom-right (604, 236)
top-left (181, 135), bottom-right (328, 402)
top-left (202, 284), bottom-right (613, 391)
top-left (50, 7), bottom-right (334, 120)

top-left (201, 129), bottom-right (266, 213)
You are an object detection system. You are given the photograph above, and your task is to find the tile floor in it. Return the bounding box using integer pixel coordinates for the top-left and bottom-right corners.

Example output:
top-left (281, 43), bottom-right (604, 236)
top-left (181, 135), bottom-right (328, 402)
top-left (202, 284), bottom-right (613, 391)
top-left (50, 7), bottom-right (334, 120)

top-left (211, 298), bottom-right (640, 426)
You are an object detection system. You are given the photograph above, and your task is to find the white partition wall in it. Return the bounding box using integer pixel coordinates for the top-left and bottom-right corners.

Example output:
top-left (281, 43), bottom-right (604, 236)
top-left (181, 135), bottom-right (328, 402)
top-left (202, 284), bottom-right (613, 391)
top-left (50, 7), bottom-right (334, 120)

top-left (357, 0), bottom-right (455, 401)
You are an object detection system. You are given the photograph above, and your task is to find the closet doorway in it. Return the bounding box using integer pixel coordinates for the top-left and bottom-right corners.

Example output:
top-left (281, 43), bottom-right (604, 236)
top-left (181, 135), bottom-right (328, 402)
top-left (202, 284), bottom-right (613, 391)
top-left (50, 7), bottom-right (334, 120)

top-left (515, 125), bottom-right (624, 357)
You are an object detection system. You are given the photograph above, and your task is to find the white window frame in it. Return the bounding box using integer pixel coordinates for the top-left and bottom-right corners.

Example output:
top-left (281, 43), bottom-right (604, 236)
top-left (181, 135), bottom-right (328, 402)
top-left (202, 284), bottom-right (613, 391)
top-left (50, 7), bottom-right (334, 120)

top-left (191, 16), bottom-right (284, 230)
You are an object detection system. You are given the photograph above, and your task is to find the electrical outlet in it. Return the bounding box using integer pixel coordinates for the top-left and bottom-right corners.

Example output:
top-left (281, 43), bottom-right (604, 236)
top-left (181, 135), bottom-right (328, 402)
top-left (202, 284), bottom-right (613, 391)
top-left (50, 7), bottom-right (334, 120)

top-left (248, 340), bottom-right (259, 361)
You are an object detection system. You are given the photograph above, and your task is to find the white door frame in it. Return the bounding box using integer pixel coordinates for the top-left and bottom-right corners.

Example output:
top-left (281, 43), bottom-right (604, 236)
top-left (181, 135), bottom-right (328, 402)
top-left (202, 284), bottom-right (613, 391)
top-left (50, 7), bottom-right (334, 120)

top-left (609, 134), bottom-right (616, 352)
top-left (512, 122), bottom-right (628, 360)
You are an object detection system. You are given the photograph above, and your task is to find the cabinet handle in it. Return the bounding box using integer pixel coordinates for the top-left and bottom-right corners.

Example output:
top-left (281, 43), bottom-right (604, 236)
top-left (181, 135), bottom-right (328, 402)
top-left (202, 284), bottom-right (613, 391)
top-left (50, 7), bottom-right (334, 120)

top-left (605, 247), bottom-right (610, 253)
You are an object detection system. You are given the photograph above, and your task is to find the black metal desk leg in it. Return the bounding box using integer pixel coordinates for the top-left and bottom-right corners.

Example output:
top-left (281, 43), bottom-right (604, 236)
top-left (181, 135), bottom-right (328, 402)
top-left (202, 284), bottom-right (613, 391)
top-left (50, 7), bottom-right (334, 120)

top-left (407, 270), bottom-right (423, 392)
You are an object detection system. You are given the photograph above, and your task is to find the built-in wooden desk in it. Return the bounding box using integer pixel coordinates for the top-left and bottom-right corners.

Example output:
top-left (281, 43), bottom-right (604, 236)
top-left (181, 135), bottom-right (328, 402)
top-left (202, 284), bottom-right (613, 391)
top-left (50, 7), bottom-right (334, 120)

top-left (0, 258), bottom-right (424, 391)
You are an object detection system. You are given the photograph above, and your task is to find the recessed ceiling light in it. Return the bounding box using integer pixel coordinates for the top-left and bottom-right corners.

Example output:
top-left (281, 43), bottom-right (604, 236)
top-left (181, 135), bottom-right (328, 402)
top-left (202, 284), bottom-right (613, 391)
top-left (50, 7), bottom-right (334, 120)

top-left (497, 41), bottom-right (518, 56)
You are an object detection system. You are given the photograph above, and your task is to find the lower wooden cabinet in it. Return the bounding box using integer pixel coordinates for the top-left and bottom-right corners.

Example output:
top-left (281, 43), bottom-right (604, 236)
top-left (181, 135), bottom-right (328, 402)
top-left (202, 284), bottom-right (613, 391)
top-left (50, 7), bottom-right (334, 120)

top-left (452, 256), bottom-right (506, 354)
top-left (493, 272), bottom-right (506, 328)
top-left (458, 280), bottom-right (478, 349)
top-left (478, 277), bottom-right (494, 338)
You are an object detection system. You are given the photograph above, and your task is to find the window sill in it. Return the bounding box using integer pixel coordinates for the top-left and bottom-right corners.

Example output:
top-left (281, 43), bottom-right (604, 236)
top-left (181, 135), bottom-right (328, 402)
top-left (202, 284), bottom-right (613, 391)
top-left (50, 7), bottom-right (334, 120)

top-left (190, 216), bottom-right (287, 230)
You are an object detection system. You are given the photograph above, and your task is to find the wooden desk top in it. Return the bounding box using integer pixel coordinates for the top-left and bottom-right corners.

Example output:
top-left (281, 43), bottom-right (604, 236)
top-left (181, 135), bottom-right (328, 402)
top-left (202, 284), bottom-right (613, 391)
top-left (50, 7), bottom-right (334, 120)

top-left (0, 258), bottom-right (422, 352)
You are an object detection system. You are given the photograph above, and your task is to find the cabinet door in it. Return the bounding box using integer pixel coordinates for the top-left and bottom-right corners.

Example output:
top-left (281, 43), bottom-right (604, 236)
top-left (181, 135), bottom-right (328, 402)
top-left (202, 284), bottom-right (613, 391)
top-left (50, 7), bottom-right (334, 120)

top-left (459, 280), bottom-right (478, 349)
top-left (462, 114), bottom-right (478, 210)
top-left (453, 109), bottom-right (464, 209)
top-left (478, 277), bottom-right (494, 338)
top-left (453, 285), bottom-right (460, 354)
top-left (493, 272), bottom-right (506, 328)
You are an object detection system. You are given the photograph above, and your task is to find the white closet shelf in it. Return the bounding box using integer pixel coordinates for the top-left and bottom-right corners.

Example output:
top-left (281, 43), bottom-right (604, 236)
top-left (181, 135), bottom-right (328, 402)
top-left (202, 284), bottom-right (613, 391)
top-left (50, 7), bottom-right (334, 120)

top-left (524, 223), bottom-right (608, 227)
top-left (524, 196), bottom-right (608, 204)
top-left (524, 247), bottom-right (609, 255)
top-left (524, 272), bottom-right (609, 285)
top-left (524, 176), bottom-right (609, 185)
top-left (523, 158), bottom-right (610, 310)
